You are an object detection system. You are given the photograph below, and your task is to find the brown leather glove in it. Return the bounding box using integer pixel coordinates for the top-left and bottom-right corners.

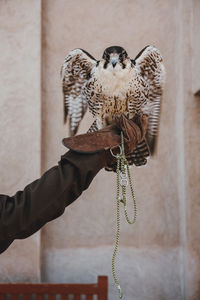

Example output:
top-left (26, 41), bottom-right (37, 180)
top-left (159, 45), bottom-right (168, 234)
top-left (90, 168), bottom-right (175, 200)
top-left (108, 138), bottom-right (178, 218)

top-left (62, 114), bottom-right (148, 169)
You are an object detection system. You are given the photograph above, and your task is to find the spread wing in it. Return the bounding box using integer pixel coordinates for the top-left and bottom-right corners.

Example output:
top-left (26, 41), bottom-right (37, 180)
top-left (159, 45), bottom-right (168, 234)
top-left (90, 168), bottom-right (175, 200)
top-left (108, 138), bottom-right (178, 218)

top-left (133, 45), bottom-right (165, 154)
top-left (61, 49), bottom-right (97, 135)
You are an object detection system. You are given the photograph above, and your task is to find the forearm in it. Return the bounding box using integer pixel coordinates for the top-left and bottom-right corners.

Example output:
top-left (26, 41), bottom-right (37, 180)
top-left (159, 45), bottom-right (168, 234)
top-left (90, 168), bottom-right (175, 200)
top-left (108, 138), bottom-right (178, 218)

top-left (0, 150), bottom-right (105, 253)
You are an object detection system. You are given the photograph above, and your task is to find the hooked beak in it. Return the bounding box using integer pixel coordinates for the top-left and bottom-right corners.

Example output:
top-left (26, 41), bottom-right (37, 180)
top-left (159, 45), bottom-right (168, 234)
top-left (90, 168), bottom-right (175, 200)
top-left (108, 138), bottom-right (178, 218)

top-left (111, 57), bottom-right (118, 68)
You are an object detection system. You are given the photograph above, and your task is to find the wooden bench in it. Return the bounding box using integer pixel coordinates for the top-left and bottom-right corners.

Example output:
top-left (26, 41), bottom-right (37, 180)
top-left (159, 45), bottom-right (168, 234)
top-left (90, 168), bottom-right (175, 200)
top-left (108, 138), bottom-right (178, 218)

top-left (0, 276), bottom-right (108, 300)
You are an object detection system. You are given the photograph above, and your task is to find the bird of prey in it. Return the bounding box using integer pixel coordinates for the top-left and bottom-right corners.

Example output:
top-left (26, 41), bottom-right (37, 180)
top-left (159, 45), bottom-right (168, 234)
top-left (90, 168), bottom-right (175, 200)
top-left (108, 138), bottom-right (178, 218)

top-left (61, 45), bottom-right (165, 169)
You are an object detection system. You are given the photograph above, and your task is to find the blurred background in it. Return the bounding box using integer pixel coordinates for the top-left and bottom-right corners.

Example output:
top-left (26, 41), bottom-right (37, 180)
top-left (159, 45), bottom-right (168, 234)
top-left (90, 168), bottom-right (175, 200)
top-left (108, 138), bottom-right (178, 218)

top-left (0, 0), bottom-right (200, 299)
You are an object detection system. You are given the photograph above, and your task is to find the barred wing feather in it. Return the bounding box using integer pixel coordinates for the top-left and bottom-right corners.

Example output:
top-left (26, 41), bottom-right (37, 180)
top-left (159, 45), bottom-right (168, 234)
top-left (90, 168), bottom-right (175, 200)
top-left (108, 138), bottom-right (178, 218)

top-left (61, 48), bottom-right (97, 135)
top-left (134, 45), bottom-right (165, 154)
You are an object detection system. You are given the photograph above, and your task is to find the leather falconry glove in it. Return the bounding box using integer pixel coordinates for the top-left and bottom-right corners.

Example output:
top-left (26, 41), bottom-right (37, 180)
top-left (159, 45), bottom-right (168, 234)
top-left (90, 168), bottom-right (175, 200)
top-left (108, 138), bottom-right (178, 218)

top-left (62, 114), bottom-right (148, 169)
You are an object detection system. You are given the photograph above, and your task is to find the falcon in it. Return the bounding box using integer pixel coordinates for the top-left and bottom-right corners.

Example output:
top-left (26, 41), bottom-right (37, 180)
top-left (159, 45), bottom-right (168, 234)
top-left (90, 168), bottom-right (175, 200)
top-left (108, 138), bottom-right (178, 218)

top-left (61, 45), bottom-right (165, 169)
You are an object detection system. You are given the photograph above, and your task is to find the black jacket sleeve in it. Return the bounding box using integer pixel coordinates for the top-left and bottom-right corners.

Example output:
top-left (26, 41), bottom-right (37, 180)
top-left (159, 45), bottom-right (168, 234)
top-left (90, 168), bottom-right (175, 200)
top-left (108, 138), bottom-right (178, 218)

top-left (0, 150), bottom-right (105, 254)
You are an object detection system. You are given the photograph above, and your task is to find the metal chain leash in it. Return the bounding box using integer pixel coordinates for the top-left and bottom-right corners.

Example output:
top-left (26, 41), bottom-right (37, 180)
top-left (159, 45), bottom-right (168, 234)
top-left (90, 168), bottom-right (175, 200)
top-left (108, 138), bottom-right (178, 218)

top-left (110, 132), bottom-right (137, 299)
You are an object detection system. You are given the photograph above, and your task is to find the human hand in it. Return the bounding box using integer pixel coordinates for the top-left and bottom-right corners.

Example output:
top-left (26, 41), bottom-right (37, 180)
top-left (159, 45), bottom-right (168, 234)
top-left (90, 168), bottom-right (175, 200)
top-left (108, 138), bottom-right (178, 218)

top-left (62, 114), bottom-right (148, 169)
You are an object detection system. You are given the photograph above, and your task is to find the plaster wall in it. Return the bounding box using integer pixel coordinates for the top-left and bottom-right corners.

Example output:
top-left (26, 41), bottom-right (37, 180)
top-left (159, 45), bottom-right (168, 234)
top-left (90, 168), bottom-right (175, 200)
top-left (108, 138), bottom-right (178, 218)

top-left (40, 0), bottom-right (200, 299)
top-left (0, 0), bottom-right (41, 282)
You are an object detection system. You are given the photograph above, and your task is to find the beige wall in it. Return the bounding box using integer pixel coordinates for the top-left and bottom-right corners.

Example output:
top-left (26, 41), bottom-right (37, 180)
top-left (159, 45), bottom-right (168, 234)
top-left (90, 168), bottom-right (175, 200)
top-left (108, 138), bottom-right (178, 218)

top-left (0, 0), bottom-right (200, 299)
top-left (0, 0), bottom-right (41, 282)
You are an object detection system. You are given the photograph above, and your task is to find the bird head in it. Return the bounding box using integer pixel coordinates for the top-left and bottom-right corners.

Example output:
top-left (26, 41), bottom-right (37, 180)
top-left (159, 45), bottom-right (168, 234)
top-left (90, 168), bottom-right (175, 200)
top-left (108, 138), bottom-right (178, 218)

top-left (102, 46), bottom-right (129, 69)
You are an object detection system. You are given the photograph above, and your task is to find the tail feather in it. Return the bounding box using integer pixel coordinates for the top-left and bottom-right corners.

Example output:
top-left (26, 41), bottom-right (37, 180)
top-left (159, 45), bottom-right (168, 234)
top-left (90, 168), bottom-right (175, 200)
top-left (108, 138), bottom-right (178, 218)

top-left (105, 140), bottom-right (150, 172)
top-left (128, 139), bottom-right (150, 166)
top-left (87, 121), bottom-right (150, 172)
top-left (87, 120), bottom-right (98, 132)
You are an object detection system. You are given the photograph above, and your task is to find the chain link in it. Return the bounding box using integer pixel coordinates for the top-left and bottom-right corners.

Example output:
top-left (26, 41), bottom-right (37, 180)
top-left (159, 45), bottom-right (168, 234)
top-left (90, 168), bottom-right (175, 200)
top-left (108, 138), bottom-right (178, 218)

top-left (111, 132), bottom-right (137, 299)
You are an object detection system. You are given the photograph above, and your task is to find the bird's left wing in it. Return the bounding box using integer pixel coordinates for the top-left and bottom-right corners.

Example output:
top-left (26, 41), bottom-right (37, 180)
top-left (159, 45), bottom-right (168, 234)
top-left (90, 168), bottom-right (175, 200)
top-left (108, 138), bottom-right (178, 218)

top-left (133, 46), bottom-right (165, 154)
top-left (61, 48), bottom-right (97, 136)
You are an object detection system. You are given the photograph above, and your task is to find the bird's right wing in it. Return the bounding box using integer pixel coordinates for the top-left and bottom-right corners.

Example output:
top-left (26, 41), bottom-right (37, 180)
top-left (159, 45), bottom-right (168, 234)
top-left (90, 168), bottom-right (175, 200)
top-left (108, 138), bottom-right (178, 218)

top-left (133, 45), bottom-right (165, 154)
top-left (61, 49), bottom-right (97, 136)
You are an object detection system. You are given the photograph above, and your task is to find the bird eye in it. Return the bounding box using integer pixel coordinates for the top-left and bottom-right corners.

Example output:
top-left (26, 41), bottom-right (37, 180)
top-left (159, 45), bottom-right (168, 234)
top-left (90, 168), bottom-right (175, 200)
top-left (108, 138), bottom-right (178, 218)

top-left (103, 52), bottom-right (110, 61)
top-left (120, 51), bottom-right (127, 60)
top-left (106, 54), bottom-right (110, 61)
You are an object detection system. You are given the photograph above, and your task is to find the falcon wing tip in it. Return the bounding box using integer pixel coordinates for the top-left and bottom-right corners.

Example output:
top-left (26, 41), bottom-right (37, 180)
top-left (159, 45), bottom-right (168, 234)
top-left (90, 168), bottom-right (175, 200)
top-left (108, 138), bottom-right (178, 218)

top-left (146, 135), bottom-right (157, 155)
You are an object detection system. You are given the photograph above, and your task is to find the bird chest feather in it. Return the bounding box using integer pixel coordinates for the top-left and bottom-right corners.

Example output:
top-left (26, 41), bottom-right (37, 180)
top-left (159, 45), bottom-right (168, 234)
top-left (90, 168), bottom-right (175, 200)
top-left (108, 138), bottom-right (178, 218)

top-left (92, 63), bottom-right (135, 98)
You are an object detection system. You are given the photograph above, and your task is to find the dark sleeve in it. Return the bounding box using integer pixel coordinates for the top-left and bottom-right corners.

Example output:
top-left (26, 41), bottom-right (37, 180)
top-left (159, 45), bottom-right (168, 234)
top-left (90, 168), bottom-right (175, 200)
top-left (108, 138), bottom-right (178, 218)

top-left (0, 150), bottom-right (105, 254)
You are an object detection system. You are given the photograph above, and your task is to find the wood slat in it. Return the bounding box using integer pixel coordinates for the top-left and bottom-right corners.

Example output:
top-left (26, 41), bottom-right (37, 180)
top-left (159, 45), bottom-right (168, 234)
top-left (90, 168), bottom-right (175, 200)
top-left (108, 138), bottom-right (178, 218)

top-left (22, 295), bottom-right (31, 300)
top-left (47, 295), bottom-right (55, 300)
top-left (73, 295), bottom-right (81, 300)
top-left (10, 295), bottom-right (19, 300)
top-left (36, 295), bottom-right (43, 300)
top-left (86, 295), bottom-right (93, 300)
top-left (0, 285), bottom-right (97, 294)
top-left (97, 277), bottom-right (108, 300)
